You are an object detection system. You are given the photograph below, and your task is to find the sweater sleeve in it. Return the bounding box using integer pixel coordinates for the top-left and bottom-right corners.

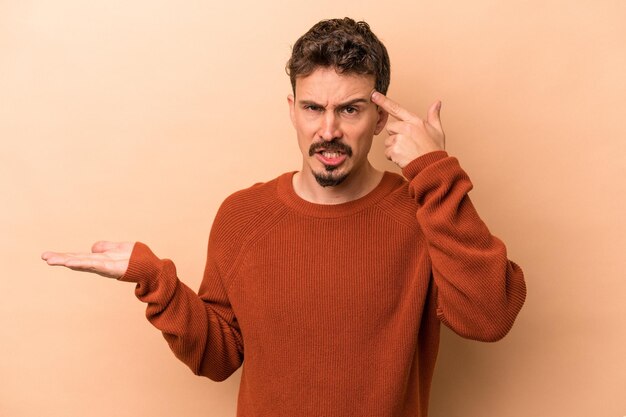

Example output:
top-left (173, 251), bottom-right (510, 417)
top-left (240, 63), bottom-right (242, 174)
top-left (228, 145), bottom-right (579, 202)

top-left (118, 228), bottom-right (244, 381)
top-left (402, 151), bottom-right (527, 342)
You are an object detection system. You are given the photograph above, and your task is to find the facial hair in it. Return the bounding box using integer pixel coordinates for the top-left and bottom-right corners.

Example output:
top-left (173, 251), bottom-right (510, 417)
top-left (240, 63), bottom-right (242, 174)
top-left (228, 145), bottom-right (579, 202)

top-left (308, 139), bottom-right (353, 188)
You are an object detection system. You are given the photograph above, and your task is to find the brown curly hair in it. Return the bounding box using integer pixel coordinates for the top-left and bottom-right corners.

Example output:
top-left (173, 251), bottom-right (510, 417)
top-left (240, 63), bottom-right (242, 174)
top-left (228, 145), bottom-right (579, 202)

top-left (286, 17), bottom-right (391, 95)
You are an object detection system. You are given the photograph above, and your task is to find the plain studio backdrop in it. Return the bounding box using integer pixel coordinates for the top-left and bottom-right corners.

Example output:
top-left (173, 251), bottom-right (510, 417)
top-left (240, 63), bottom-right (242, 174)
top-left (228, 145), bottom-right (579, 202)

top-left (1, 1), bottom-right (624, 416)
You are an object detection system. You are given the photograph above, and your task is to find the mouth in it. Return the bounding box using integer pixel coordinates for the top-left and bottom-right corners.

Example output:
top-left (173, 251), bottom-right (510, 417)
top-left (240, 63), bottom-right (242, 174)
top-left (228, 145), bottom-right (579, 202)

top-left (309, 139), bottom-right (353, 168)
top-left (315, 150), bottom-right (348, 167)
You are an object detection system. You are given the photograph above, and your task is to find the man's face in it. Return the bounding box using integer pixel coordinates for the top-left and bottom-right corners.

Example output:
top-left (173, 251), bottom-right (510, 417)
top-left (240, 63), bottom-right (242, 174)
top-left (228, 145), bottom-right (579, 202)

top-left (288, 67), bottom-right (387, 187)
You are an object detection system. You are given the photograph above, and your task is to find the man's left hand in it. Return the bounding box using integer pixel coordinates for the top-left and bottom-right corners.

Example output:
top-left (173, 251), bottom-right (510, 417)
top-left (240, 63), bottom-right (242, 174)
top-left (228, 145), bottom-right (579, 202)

top-left (371, 91), bottom-right (445, 168)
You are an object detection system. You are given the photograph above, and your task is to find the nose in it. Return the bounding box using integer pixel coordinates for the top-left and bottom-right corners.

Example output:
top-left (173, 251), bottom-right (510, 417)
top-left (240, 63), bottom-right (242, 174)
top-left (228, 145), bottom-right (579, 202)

top-left (318, 112), bottom-right (342, 141)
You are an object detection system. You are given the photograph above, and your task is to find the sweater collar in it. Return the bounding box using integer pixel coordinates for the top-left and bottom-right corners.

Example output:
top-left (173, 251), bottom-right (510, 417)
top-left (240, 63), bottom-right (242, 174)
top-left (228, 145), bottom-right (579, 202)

top-left (276, 170), bottom-right (403, 218)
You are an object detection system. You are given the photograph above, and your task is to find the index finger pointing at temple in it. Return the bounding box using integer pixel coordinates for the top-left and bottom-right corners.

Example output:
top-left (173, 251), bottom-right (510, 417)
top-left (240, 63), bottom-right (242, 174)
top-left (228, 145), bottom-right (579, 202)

top-left (371, 91), bottom-right (417, 122)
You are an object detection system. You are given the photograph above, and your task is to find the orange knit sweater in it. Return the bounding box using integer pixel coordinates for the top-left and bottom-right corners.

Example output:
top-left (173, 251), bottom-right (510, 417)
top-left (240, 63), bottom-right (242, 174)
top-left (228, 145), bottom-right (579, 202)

top-left (119, 151), bottom-right (526, 417)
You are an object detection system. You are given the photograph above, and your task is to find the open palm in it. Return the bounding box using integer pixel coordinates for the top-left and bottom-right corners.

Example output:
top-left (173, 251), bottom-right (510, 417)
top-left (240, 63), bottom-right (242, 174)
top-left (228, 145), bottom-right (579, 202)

top-left (42, 241), bottom-right (134, 279)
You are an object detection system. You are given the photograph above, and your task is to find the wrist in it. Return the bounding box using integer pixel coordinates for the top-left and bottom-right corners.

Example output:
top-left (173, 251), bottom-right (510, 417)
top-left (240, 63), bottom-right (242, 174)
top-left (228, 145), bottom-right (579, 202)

top-left (401, 151), bottom-right (449, 180)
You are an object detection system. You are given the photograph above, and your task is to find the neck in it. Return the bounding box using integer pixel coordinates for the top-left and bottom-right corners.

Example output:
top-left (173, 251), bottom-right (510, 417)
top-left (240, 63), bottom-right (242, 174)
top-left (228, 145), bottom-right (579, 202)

top-left (292, 162), bottom-right (384, 205)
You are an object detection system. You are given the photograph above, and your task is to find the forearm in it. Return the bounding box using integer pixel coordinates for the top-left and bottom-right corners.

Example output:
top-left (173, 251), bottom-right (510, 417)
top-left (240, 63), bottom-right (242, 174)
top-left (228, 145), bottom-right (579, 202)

top-left (119, 242), bottom-right (243, 380)
top-left (404, 152), bottom-right (527, 341)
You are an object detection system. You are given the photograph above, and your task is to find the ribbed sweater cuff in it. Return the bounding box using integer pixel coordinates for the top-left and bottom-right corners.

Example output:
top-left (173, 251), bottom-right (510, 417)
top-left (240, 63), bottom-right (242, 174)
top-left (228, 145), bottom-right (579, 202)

top-left (401, 150), bottom-right (449, 180)
top-left (118, 241), bottom-right (161, 285)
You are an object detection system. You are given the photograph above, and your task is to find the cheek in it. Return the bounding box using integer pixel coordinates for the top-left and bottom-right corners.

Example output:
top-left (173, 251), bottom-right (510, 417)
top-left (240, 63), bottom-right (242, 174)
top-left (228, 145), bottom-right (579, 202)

top-left (347, 119), bottom-right (378, 140)
top-left (347, 126), bottom-right (376, 155)
top-left (294, 114), bottom-right (319, 135)
top-left (295, 126), bottom-right (315, 153)
top-left (347, 112), bottom-right (378, 132)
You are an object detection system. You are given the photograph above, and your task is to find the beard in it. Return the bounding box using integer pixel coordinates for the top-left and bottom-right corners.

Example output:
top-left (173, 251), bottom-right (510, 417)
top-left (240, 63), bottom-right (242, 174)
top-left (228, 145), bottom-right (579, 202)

top-left (309, 139), bottom-right (353, 188)
top-left (313, 165), bottom-right (349, 187)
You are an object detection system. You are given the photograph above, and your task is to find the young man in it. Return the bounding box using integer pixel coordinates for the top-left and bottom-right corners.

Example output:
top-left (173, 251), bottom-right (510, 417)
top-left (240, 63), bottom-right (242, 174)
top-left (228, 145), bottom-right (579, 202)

top-left (42, 18), bottom-right (526, 417)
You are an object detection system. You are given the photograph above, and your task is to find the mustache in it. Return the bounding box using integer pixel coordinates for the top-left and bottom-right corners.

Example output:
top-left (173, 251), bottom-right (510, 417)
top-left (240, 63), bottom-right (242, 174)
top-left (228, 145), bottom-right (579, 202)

top-left (308, 139), bottom-right (353, 157)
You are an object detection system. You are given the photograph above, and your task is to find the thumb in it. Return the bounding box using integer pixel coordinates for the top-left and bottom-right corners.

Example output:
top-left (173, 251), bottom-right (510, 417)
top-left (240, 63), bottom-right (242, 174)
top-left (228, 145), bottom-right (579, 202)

top-left (91, 241), bottom-right (120, 253)
top-left (427, 100), bottom-right (443, 131)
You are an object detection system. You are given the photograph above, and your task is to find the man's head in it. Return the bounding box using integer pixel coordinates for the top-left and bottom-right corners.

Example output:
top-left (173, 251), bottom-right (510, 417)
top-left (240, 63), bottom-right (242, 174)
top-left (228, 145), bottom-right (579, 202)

top-left (286, 18), bottom-right (391, 189)
top-left (286, 17), bottom-right (390, 96)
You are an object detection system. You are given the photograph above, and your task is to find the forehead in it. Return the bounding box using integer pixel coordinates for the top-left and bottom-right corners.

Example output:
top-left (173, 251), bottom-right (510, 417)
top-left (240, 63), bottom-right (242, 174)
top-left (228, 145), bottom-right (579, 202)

top-left (295, 67), bottom-right (375, 103)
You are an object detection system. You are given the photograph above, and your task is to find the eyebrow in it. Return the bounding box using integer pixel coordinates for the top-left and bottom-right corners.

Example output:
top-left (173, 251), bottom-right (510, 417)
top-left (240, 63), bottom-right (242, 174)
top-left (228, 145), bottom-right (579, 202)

top-left (298, 97), bottom-right (371, 108)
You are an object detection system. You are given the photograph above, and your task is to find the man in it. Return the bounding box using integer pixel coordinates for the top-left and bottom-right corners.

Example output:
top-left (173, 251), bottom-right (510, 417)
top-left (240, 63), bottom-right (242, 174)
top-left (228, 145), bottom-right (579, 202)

top-left (42, 17), bottom-right (526, 417)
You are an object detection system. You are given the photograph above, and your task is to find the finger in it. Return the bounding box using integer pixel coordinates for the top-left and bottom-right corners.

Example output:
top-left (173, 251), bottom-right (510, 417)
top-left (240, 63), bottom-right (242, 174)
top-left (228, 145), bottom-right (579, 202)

top-left (371, 91), bottom-right (418, 122)
top-left (42, 251), bottom-right (76, 263)
top-left (43, 252), bottom-right (107, 265)
top-left (68, 259), bottom-right (115, 277)
top-left (43, 254), bottom-right (79, 266)
top-left (385, 120), bottom-right (411, 136)
top-left (48, 255), bottom-right (112, 275)
top-left (65, 257), bottom-right (106, 271)
top-left (426, 100), bottom-right (443, 131)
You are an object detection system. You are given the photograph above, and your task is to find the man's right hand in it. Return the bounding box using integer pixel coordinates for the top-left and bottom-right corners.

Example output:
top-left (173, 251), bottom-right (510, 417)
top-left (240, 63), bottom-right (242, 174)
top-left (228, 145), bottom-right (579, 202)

top-left (41, 241), bottom-right (134, 279)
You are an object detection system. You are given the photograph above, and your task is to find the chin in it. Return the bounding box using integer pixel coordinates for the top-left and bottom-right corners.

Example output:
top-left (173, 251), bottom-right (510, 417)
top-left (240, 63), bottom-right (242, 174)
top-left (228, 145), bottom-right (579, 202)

top-left (312, 167), bottom-right (350, 187)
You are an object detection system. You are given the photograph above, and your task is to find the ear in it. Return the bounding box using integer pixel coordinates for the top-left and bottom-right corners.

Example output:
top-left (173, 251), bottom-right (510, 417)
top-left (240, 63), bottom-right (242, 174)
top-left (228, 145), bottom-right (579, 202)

top-left (287, 94), bottom-right (296, 128)
top-left (373, 105), bottom-right (389, 135)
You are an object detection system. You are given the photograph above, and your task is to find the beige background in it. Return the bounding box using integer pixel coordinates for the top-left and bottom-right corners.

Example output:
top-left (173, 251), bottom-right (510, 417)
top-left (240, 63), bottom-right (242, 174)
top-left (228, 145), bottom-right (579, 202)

top-left (1, 1), bottom-right (625, 416)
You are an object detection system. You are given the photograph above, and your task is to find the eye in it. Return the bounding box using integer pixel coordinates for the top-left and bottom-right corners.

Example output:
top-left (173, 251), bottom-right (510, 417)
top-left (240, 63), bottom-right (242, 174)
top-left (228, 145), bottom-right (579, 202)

top-left (342, 106), bottom-right (359, 115)
top-left (304, 104), bottom-right (323, 112)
